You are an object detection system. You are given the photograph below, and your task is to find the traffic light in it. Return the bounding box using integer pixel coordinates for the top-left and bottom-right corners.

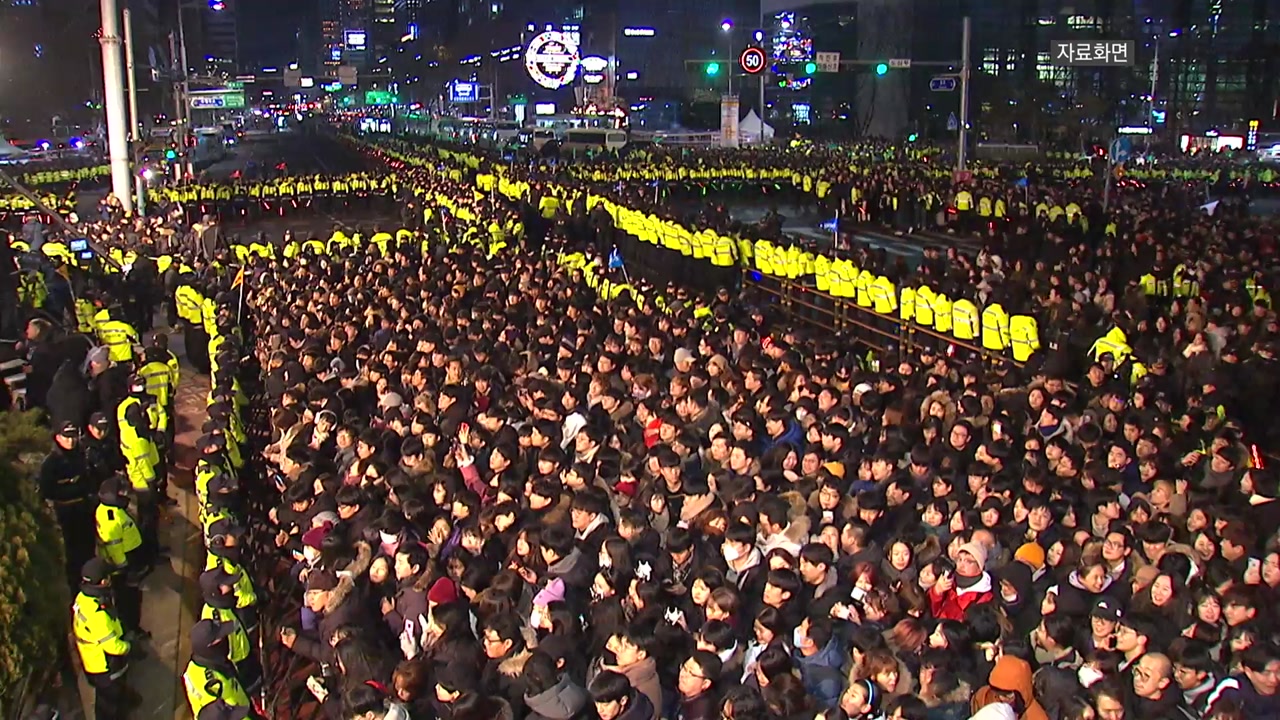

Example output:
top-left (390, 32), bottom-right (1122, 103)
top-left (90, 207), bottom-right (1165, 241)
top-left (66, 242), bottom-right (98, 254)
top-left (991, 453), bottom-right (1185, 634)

top-left (804, 61), bottom-right (817, 74)
top-left (875, 63), bottom-right (888, 75)
top-left (165, 146), bottom-right (177, 160)
top-left (706, 62), bottom-right (721, 76)
top-left (908, 133), bottom-right (918, 142)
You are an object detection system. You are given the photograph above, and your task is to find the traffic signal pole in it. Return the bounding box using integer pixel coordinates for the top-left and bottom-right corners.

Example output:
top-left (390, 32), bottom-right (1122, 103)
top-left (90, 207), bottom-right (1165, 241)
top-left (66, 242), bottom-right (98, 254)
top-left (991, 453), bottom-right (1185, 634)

top-left (957, 17), bottom-right (971, 171)
top-left (759, 8), bottom-right (765, 138)
top-left (831, 16), bottom-right (972, 170)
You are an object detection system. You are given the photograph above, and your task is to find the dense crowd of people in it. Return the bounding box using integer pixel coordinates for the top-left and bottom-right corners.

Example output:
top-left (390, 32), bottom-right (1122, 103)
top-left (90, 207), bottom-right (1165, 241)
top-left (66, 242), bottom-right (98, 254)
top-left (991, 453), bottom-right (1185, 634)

top-left (8, 128), bottom-right (1280, 720)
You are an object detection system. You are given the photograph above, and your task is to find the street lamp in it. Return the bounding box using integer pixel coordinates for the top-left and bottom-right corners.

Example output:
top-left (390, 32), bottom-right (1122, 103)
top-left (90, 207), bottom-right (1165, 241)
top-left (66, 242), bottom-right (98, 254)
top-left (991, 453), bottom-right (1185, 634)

top-left (720, 19), bottom-right (734, 94)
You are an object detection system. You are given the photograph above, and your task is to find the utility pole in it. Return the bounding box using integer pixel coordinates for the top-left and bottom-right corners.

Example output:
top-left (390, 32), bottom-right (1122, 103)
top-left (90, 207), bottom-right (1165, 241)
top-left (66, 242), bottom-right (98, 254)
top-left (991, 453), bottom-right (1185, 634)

top-left (99, 0), bottom-right (133, 213)
top-left (758, 7), bottom-right (766, 137)
top-left (124, 8), bottom-right (146, 215)
top-left (176, 4), bottom-right (192, 128)
top-left (957, 16), bottom-right (971, 172)
top-left (169, 32), bottom-right (183, 124)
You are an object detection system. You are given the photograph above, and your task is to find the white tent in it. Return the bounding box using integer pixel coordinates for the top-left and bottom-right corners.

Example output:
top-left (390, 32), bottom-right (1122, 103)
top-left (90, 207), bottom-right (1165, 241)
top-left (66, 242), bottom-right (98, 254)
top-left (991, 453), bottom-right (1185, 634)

top-left (738, 110), bottom-right (774, 144)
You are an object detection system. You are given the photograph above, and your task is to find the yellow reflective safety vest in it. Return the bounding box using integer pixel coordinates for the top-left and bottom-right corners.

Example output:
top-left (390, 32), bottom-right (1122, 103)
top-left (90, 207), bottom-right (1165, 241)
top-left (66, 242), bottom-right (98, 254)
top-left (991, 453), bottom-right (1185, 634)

top-left (899, 286), bottom-right (916, 322)
top-left (175, 285), bottom-right (204, 324)
top-left (73, 592), bottom-right (130, 675)
top-left (205, 555), bottom-right (258, 609)
top-left (980, 303), bottom-right (1011, 351)
top-left (97, 319), bottom-right (138, 363)
top-left (914, 286), bottom-right (935, 326)
top-left (200, 605), bottom-right (250, 663)
top-left (202, 297), bottom-right (218, 337)
top-left (1089, 327), bottom-right (1132, 364)
top-left (184, 659), bottom-right (250, 718)
top-left (871, 276), bottom-right (897, 315)
top-left (76, 299), bottom-right (98, 334)
top-left (96, 503), bottom-right (142, 567)
top-left (933, 293), bottom-right (953, 334)
top-left (952, 299), bottom-right (979, 340)
top-left (1009, 314), bottom-right (1040, 362)
top-left (117, 395), bottom-right (159, 489)
top-left (855, 270), bottom-right (874, 308)
top-left (139, 359), bottom-right (173, 409)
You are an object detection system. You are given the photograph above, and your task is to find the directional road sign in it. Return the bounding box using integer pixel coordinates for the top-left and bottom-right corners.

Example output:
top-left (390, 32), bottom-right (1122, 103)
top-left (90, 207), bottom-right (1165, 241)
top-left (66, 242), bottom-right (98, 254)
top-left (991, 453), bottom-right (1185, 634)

top-left (930, 76), bottom-right (957, 91)
top-left (815, 51), bottom-right (841, 73)
top-left (1109, 136), bottom-right (1132, 163)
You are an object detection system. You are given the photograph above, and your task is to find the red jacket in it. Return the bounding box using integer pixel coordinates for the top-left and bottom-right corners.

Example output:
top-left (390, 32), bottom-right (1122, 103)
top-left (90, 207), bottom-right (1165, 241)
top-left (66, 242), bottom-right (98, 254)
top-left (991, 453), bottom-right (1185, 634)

top-left (928, 575), bottom-right (994, 620)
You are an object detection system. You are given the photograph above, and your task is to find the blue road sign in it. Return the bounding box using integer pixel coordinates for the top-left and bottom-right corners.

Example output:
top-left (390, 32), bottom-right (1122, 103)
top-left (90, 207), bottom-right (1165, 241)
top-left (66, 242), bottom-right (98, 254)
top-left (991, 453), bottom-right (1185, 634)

top-left (930, 77), bottom-right (957, 91)
top-left (947, 112), bottom-right (958, 131)
top-left (1110, 136), bottom-right (1131, 163)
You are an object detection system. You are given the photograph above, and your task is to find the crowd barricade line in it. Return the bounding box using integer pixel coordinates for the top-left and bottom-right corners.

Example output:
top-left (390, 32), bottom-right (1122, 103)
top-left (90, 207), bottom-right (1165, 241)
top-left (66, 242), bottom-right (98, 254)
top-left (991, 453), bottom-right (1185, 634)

top-left (735, 270), bottom-right (1023, 370)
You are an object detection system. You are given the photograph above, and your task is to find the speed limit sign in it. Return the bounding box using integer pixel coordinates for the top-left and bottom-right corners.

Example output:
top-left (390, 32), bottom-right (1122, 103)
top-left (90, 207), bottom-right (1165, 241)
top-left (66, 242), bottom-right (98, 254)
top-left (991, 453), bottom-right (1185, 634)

top-left (739, 47), bottom-right (766, 74)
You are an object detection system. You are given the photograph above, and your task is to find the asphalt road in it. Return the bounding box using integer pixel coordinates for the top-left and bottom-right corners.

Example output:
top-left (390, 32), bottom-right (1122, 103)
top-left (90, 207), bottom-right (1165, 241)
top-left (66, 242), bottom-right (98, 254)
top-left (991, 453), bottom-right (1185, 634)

top-left (192, 128), bottom-right (402, 241)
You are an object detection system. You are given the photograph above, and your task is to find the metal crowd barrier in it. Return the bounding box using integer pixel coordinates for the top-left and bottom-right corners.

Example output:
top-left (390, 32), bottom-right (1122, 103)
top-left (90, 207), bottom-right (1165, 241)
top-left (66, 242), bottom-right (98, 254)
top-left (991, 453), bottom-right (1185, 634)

top-left (607, 229), bottom-right (1023, 370)
top-left (742, 271), bottom-right (1025, 369)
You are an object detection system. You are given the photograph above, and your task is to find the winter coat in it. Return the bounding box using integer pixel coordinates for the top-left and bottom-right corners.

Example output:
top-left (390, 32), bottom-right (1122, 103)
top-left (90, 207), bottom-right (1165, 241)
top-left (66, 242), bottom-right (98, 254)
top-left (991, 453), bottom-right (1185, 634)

top-left (524, 675), bottom-right (590, 720)
top-left (291, 574), bottom-right (368, 664)
top-left (483, 649), bottom-right (532, 719)
top-left (928, 573), bottom-right (994, 621)
top-left (794, 637), bottom-right (845, 708)
top-left (620, 657), bottom-right (662, 720)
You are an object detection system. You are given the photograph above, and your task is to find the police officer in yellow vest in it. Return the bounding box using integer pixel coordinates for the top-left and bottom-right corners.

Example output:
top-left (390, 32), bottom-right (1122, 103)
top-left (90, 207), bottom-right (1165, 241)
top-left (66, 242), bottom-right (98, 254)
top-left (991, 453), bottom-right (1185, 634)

top-left (1008, 313), bottom-right (1041, 363)
top-left (980, 301), bottom-right (1011, 354)
top-left (205, 518), bottom-right (259, 629)
top-left (175, 279), bottom-right (209, 371)
top-left (952, 297), bottom-right (980, 343)
top-left (117, 376), bottom-right (162, 561)
top-left (199, 567), bottom-right (262, 695)
top-left (97, 308), bottom-right (140, 365)
top-left (184, 619), bottom-right (251, 719)
top-left (1088, 327), bottom-right (1132, 365)
top-left (74, 557), bottom-right (136, 720)
top-left (95, 476), bottom-right (147, 639)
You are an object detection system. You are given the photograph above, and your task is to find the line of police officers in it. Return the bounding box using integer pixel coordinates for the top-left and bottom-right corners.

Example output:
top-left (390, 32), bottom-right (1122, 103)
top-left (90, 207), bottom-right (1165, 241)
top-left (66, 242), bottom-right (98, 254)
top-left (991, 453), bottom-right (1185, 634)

top-left (40, 273), bottom-right (261, 720)
top-left (151, 173), bottom-right (399, 225)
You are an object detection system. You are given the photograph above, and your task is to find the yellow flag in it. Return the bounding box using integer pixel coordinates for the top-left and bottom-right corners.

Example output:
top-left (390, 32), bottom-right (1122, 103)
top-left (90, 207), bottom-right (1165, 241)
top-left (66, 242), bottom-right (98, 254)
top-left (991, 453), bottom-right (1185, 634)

top-left (231, 268), bottom-right (244, 289)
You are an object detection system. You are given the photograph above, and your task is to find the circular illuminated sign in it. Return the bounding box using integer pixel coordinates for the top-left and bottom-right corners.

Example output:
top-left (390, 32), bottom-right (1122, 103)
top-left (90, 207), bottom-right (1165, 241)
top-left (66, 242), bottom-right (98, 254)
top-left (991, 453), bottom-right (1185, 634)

top-left (525, 31), bottom-right (581, 89)
top-left (740, 47), bottom-right (766, 74)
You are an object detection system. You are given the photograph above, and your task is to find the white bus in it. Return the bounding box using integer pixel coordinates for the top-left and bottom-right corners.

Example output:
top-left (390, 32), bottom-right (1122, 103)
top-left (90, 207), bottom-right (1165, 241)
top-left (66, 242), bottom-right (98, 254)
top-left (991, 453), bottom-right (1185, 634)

top-left (561, 128), bottom-right (628, 153)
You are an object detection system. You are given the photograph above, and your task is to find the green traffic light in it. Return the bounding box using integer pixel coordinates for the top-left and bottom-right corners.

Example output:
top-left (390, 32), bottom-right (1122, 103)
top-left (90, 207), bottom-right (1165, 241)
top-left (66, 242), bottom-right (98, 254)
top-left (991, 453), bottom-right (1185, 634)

top-left (165, 149), bottom-right (177, 160)
top-left (804, 61), bottom-right (817, 74)
top-left (876, 63), bottom-right (888, 75)
top-left (706, 62), bottom-right (721, 76)
top-left (908, 133), bottom-right (918, 142)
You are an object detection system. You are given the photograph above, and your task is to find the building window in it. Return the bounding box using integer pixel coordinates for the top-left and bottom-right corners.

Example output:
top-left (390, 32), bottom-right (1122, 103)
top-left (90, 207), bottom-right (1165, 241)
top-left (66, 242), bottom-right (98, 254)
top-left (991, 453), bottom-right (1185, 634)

top-left (1066, 15), bottom-right (1099, 29)
top-left (982, 49), bottom-right (999, 76)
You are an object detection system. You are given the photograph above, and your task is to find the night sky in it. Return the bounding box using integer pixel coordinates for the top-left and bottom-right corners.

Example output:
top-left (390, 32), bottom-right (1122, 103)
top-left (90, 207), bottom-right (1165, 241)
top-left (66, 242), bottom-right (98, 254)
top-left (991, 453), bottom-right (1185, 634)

top-left (238, 0), bottom-right (310, 70)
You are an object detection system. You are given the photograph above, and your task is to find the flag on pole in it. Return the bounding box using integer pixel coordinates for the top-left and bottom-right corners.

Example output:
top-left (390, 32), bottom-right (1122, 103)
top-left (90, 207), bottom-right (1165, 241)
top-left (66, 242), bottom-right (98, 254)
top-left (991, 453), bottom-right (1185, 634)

top-left (231, 267), bottom-right (245, 289)
top-left (608, 247), bottom-right (625, 270)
